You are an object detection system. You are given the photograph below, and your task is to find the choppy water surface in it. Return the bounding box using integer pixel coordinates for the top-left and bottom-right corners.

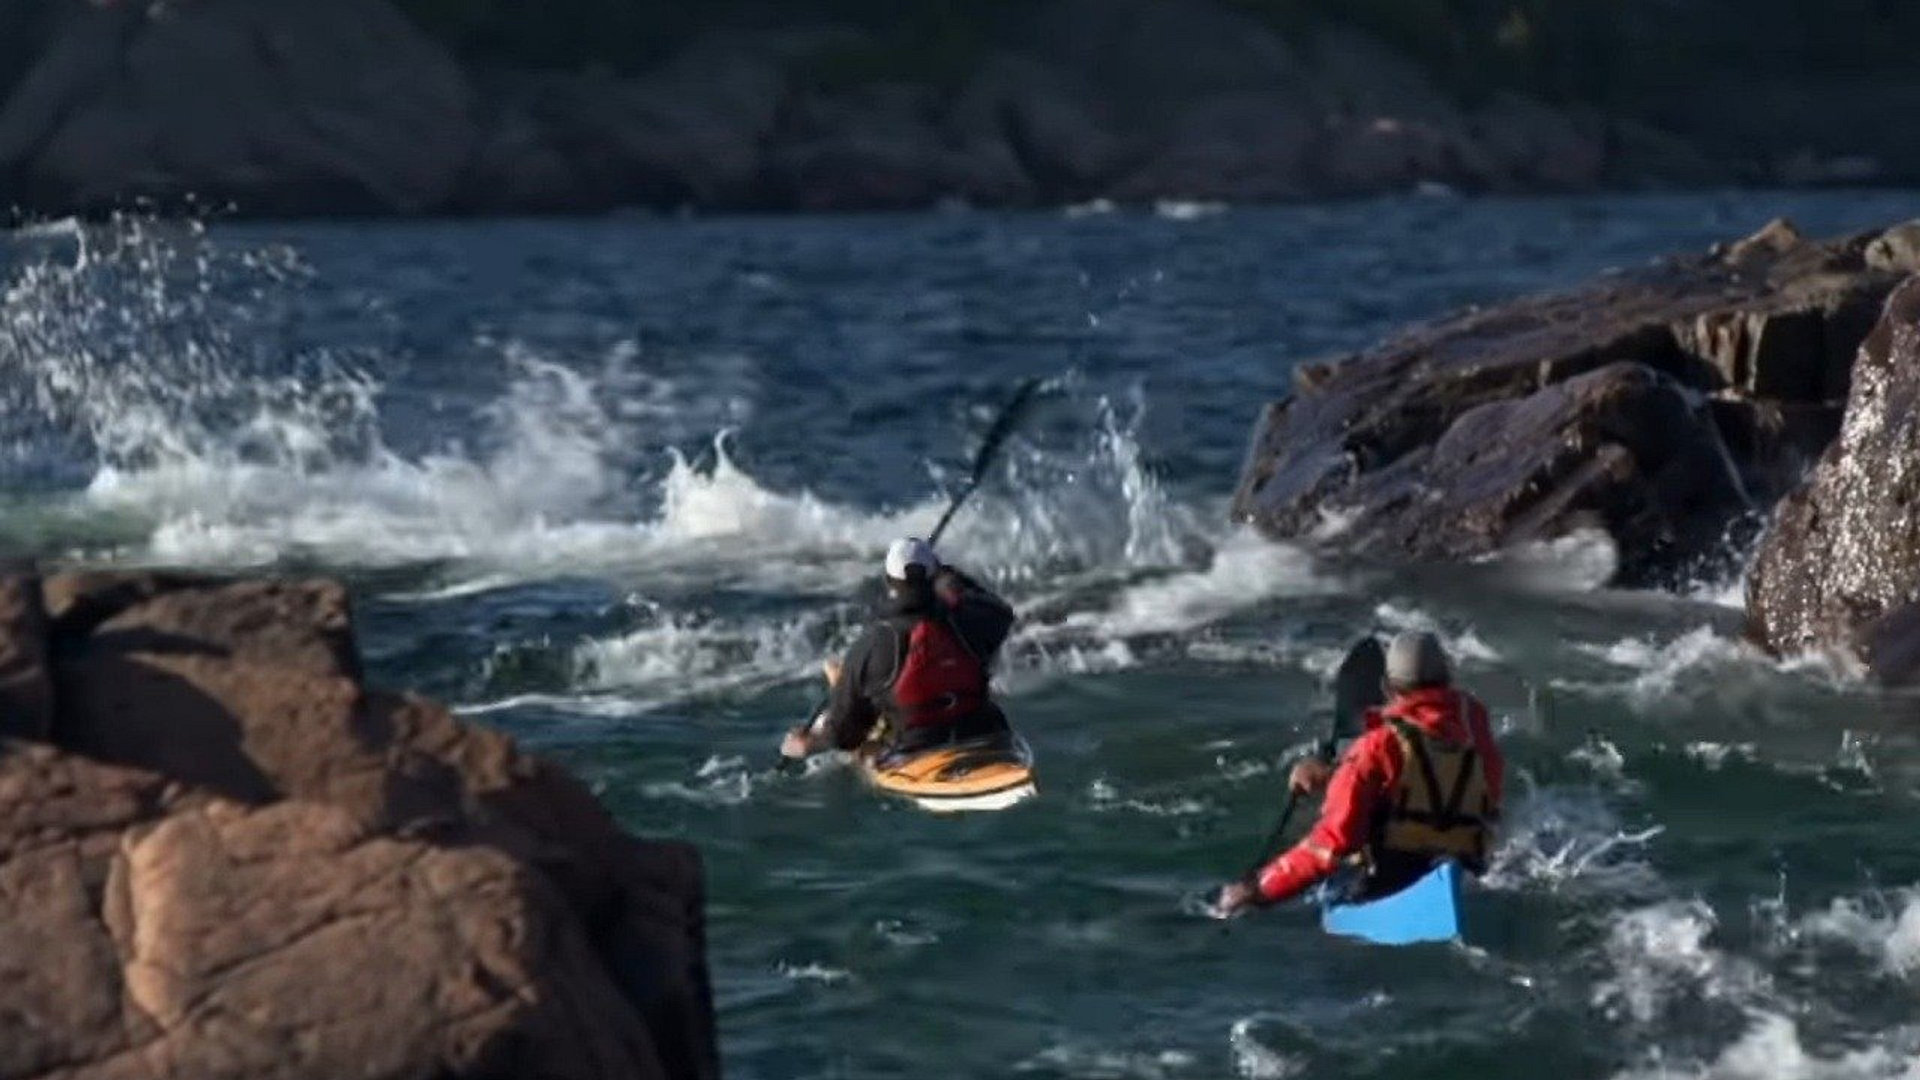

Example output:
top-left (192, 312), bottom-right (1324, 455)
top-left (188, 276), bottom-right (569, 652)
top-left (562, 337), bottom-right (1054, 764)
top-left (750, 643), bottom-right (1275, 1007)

top-left (5, 193), bottom-right (1920, 1079)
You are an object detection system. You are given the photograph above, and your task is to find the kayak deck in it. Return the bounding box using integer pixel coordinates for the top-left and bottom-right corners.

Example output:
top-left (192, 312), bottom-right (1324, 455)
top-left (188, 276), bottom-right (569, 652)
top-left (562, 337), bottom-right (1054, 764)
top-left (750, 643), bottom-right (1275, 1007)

top-left (1320, 860), bottom-right (1462, 945)
top-left (861, 736), bottom-right (1037, 813)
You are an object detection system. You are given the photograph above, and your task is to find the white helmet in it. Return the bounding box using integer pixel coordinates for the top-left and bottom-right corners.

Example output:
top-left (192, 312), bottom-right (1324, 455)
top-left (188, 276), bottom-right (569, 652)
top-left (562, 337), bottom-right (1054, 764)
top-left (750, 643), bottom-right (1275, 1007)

top-left (1385, 631), bottom-right (1451, 691)
top-left (884, 537), bottom-right (938, 581)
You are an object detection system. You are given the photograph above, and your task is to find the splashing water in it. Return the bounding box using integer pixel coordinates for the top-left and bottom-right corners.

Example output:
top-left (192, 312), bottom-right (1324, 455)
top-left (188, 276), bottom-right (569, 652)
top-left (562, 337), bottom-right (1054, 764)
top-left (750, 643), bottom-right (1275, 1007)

top-left (9, 199), bottom-right (1920, 1080)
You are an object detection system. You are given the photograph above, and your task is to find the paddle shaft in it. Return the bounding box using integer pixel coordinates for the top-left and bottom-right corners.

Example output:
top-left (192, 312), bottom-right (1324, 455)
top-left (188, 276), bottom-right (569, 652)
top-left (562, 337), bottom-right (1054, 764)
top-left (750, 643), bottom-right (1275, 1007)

top-left (1239, 739), bottom-right (1331, 881)
top-left (927, 377), bottom-right (1044, 548)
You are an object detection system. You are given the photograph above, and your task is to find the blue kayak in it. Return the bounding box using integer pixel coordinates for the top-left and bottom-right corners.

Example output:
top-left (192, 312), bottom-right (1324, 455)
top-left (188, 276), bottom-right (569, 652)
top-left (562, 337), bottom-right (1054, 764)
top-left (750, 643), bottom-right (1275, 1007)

top-left (1320, 861), bottom-right (1462, 945)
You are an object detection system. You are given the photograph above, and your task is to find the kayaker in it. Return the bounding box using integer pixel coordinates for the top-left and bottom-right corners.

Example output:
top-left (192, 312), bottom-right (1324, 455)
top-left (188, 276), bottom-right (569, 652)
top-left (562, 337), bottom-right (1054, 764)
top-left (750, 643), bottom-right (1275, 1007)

top-left (1216, 630), bottom-right (1504, 916)
top-left (779, 537), bottom-right (1015, 763)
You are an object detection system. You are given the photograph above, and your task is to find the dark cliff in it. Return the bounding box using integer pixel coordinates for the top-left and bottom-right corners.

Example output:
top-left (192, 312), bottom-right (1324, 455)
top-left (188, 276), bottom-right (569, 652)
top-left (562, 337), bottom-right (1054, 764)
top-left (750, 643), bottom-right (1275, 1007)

top-left (2, 0), bottom-right (1915, 218)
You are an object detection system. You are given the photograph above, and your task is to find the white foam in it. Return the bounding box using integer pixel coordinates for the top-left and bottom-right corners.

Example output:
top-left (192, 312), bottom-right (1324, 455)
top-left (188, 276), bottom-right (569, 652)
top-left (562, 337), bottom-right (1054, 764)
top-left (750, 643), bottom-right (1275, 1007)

top-left (1015, 1045), bottom-right (1197, 1079)
top-left (1486, 528), bottom-right (1620, 591)
top-left (1572, 625), bottom-right (1756, 705)
top-left (10, 216), bottom-right (84, 240)
top-left (1687, 572), bottom-right (1749, 610)
top-left (873, 919), bottom-right (938, 948)
top-left (9, 220), bottom-right (1206, 593)
top-left (1798, 890), bottom-right (1920, 976)
top-left (574, 607), bottom-right (831, 705)
top-left (1154, 199), bottom-right (1228, 221)
top-left (1227, 1017), bottom-right (1303, 1080)
top-left (641, 755), bottom-right (759, 807)
top-left (1371, 602), bottom-right (1503, 664)
top-left (1612, 1014), bottom-right (1920, 1080)
top-left (1684, 742), bottom-right (1759, 771)
top-left (1063, 198), bottom-right (1119, 218)
top-left (1596, 899), bottom-right (1767, 1025)
top-left (773, 961), bottom-right (853, 985)
top-left (1483, 782), bottom-right (1665, 899)
top-left (1569, 733), bottom-right (1632, 784)
top-left (1085, 778), bottom-right (1209, 818)
top-left (1055, 532), bottom-right (1337, 641)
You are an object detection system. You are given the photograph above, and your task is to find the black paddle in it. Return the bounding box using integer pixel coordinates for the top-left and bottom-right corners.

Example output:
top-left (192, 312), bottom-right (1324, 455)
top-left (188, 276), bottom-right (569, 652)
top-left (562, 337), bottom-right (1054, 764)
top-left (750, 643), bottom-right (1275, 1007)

top-left (928, 376), bottom-right (1046, 547)
top-left (1237, 635), bottom-right (1388, 881)
top-left (776, 377), bottom-right (1050, 771)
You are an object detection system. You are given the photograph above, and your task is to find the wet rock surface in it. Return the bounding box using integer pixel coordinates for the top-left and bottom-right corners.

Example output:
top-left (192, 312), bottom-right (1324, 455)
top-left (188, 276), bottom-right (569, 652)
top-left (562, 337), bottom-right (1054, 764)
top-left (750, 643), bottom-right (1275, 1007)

top-left (0, 568), bottom-right (717, 1080)
top-left (1233, 220), bottom-right (1920, 585)
top-left (1747, 276), bottom-right (1920, 684)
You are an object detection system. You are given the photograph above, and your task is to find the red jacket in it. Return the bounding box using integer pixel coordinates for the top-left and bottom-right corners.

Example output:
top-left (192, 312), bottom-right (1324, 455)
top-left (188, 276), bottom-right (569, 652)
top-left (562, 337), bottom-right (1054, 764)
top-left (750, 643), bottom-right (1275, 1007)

top-left (1254, 687), bottom-right (1505, 903)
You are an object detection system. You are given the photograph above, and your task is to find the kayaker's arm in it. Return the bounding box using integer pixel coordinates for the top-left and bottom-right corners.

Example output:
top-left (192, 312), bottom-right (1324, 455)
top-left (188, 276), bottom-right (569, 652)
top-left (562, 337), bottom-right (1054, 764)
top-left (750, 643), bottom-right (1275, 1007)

top-left (812, 625), bottom-right (898, 752)
top-left (1289, 704), bottom-right (1387, 795)
top-left (935, 565), bottom-right (1015, 662)
top-left (1253, 731), bottom-right (1395, 904)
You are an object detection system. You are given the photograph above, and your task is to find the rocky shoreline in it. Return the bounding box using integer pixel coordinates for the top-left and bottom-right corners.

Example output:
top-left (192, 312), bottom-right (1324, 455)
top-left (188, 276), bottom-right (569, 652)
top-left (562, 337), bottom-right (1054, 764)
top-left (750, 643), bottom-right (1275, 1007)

top-left (0, 0), bottom-right (1894, 220)
top-left (0, 569), bottom-right (717, 1079)
top-left (1233, 217), bottom-right (1920, 684)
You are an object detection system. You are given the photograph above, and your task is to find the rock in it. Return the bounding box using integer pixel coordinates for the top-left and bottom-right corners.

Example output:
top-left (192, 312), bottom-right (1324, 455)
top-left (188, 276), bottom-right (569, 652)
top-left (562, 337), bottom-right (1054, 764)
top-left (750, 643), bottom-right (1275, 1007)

top-left (1746, 276), bottom-right (1920, 683)
top-left (1290, 27), bottom-right (1480, 195)
top-left (761, 82), bottom-right (1029, 210)
top-left (1708, 397), bottom-right (1844, 503)
top-left (1311, 114), bottom-right (1468, 195)
top-left (0, 744), bottom-right (186, 1080)
top-left (0, 569), bottom-right (51, 739)
top-left (1467, 95), bottom-right (1608, 191)
top-left (1014, 0), bottom-right (1303, 106)
top-left (0, 750), bottom-right (663, 1080)
top-left (0, 573), bottom-right (718, 1079)
top-left (1722, 216), bottom-right (1805, 265)
top-left (949, 55), bottom-right (1131, 200)
top-left (2, 0), bottom-right (477, 215)
top-left (1857, 601), bottom-right (1920, 686)
top-left (1297, 362), bottom-right (1749, 581)
top-left (1234, 223), bottom-right (1911, 584)
top-left (1297, 26), bottom-right (1459, 125)
top-left (1604, 118), bottom-right (1733, 187)
top-left (41, 570), bottom-right (209, 639)
top-left (87, 577), bottom-right (361, 678)
top-left (1105, 90), bottom-right (1317, 202)
top-left (1866, 220), bottom-right (1920, 274)
top-left (113, 800), bottom-right (659, 1079)
top-left (467, 35), bottom-right (796, 212)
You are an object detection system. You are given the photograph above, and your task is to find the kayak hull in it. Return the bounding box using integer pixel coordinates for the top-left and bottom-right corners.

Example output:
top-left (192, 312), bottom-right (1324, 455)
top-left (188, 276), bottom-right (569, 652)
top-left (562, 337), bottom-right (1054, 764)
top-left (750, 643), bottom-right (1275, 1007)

top-left (860, 736), bottom-right (1037, 813)
top-left (1320, 860), bottom-right (1462, 945)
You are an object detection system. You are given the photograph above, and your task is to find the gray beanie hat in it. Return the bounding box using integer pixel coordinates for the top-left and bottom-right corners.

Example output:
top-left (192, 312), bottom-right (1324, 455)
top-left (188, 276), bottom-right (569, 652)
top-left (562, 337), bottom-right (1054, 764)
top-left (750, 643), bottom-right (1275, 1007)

top-left (1385, 631), bottom-right (1451, 690)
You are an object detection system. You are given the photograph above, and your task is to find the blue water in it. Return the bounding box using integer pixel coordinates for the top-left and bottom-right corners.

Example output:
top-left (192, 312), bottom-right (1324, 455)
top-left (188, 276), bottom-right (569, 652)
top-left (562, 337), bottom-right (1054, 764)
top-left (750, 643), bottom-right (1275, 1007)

top-left (5, 191), bottom-right (1920, 1079)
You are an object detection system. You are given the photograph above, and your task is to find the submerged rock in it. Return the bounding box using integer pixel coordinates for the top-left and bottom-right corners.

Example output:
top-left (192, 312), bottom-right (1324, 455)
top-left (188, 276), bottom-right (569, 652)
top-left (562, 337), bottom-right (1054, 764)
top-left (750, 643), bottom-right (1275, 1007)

top-left (1232, 220), bottom-right (1920, 585)
top-left (1746, 276), bottom-right (1920, 684)
top-left (0, 568), bottom-right (717, 1080)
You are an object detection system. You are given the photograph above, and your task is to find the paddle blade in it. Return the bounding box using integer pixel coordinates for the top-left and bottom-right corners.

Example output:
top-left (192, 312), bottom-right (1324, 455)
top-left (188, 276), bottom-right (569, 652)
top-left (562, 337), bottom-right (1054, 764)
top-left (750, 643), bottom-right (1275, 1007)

top-left (1330, 635), bottom-right (1387, 743)
top-left (929, 376), bottom-right (1050, 546)
top-left (965, 376), bottom-right (1045, 485)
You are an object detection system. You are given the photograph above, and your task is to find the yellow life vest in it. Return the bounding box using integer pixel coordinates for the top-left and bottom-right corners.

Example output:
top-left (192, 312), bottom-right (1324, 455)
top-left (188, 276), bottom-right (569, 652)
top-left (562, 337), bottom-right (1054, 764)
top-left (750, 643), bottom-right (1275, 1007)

top-left (1374, 716), bottom-right (1493, 869)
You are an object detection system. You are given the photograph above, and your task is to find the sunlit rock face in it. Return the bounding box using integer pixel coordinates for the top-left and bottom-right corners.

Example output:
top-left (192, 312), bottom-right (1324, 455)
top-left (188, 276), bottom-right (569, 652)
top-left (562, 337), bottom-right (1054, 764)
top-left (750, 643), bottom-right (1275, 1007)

top-left (1233, 219), bottom-right (1920, 587)
top-left (1747, 275), bottom-right (1920, 685)
top-left (0, 569), bottom-right (719, 1080)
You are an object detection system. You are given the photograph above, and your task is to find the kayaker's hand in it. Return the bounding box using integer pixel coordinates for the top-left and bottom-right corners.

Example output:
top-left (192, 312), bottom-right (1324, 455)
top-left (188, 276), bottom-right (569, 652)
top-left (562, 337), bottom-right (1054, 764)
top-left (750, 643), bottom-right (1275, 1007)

top-left (1215, 880), bottom-right (1260, 918)
top-left (821, 657), bottom-right (844, 688)
top-left (1289, 757), bottom-right (1333, 795)
top-left (779, 726), bottom-right (814, 762)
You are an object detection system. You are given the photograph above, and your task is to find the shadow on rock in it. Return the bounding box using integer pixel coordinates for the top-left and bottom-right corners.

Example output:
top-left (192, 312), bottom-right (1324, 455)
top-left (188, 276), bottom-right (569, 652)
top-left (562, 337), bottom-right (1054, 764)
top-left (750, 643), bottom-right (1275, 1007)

top-left (0, 567), bottom-right (719, 1080)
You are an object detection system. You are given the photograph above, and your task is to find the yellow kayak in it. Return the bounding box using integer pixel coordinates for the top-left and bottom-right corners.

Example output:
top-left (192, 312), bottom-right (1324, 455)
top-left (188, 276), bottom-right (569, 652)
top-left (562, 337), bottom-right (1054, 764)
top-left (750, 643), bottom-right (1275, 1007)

top-left (859, 736), bottom-right (1038, 813)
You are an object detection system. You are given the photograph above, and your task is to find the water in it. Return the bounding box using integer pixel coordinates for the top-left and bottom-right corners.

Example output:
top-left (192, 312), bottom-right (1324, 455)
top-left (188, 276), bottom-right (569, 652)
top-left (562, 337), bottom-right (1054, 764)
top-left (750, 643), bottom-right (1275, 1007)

top-left (5, 192), bottom-right (1920, 1080)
